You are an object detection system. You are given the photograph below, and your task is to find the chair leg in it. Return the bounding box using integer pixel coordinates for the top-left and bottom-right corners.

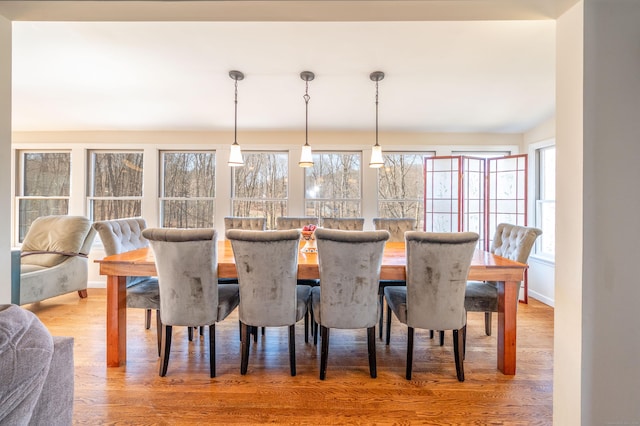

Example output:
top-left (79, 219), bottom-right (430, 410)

top-left (77, 289), bottom-right (88, 299)
top-left (240, 322), bottom-right (250, 375)
top-left (262, 327), bottom-right (266, 336)
top-left (304, 309), bottom-right (309, 344)
top-left (378, 293), bottom-right (384, 339)
top-left (463, 322), bottom-right (467, 360)
top-left (310, 308), bottom-right (315, 337)
top-left (439, 330), bottom-right (445, 346)
top-left (429, 330), bottom-right (434, 339)
top-left (209, 324), bottom-right (216, 378)
top-left (484, 312), bottom-right (492, 336)
top-left (145, 309), bottom-right (152, 329)
top-left (159, 324), bottom-right (173, 377)
top-left (289, 324), bottom-right (296, 377)
top-left (253, 326), bottom-right (258, 343)
top-left (188, 327), bottom-right (194, 341)
top-left (453, 327), bottom-right (465, 382)
top-left (200, 326), bottom-right (205, 337)
top-left (385, 302), bottom-right (392, 346)
top-left (319, 326), bottom-right (330, 380)
top-left (406, 327), bottom-right (414, 380)
top-left (156, 310), bottom-right (161, 357)
top-left (313, 321), bottom-right (319, 346)
top-left (367, 326), bottom-right (377, 378)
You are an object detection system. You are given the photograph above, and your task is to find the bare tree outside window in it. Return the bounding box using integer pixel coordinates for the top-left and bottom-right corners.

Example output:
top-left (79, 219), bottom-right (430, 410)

top-left (377, 152), bottom-right (430, 230)
top-left (17, 151), bottom-right (70, 242)
top-left (231, 152), bottom-right (288, 230)
top-left (89, 151), bottom-right (143, 221)
top-left (160, 151), bottom-right (215, 228)
top-left (305, 152), bottom-right (361, 218)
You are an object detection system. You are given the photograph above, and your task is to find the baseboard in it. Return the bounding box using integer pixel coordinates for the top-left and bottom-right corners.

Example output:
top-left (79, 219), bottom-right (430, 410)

top-left (528, 290), bottom-right (554, 307)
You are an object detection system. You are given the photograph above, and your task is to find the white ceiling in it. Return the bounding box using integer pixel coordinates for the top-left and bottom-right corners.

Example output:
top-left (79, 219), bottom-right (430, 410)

top-left (9, 4), bottom-right (557, 134)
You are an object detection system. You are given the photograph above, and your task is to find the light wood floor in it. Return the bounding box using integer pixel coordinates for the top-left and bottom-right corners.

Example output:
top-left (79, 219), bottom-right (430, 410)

top-left (25, 289), bottom-right (553, 425)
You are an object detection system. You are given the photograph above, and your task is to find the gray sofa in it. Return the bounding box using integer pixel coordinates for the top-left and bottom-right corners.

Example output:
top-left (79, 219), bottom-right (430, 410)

top-left (0, 304), bottom-right (74, 425)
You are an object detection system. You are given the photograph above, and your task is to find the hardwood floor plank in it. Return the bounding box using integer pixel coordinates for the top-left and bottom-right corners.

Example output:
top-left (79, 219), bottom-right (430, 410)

top-left (24, 289), bottom-right (553, 425)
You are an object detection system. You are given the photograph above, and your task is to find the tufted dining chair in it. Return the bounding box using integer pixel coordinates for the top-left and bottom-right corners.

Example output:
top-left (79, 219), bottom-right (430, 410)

top-left (226, 229), bottom-right (311, 376)
top-left (142, 228), bottom-right (240, 377)
top-left (384, 231), bottom-right (479, 381)
top-left (224, 216), bottom-right (267, 231)
top-left (373, 218), bottom-right (417, 339)
top-left (93, 218), bottom-right (160, 344)
top-left (320, 217), bottom-right (365, 231)
top-left (276, 216), bottom-right (320, 230)
top-left (464, 223), bottom-right (542, 335)
top-left (312, 228), bottom-right (389, 380)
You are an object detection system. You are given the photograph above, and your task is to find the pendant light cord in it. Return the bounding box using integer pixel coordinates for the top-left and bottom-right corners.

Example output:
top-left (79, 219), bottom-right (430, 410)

top-left (233, 78), bottom-right (239, 145)
top-left (375, 79), bottom-right (379, 147)
top-left (304, 80), bottom-right (310, 146)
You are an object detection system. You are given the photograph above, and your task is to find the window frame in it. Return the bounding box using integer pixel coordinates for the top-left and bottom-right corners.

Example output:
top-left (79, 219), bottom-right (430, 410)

top-left (534, 144), bottom-right (555, 260)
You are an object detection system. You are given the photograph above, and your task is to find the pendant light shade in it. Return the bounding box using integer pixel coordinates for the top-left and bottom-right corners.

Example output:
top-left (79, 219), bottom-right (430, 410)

top-left (299, 71), bottom-right (315, 168)
top-left (228, 70), bottom-right (245, 167)
top-left (369, 71), bottom-right (385, 169)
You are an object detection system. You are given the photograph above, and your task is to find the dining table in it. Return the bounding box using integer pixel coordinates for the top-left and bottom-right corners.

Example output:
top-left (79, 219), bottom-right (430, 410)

top-left (95, 240), bottom-right (527, 375)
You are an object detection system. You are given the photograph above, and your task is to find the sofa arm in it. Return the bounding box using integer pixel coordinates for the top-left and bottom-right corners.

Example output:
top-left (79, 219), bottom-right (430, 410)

top-left (11, 249), bottom-right (21, 305)
top-left (29, 336), bottom-right (74, 426)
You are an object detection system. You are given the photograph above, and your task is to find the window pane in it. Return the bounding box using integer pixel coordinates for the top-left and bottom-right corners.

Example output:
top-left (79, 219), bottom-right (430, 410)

top-left (305, 152), bottom-right (361, 218)
top-left (161, 200), bottom-right (214, 228)
top-left (163, 152), bottom-right (215, 198)
top-left (23, 152), bottom-right (70, 196)
top-left (232, 152), bottom-right (288, 199)
top-left (92, 152), bottom-right (143, 197)
top-left (232, 200), bottom-right (287, 230)
top-left (18, 199), bottom-right (69, 242)
top-left (91, 200), bottom-right (141, 222)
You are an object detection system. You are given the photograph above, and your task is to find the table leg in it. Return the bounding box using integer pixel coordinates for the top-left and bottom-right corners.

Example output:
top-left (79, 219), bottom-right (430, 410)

top-left (497, 280), bottom-right (518, 375)
top-left (106, 275), bottom-right (127, 367)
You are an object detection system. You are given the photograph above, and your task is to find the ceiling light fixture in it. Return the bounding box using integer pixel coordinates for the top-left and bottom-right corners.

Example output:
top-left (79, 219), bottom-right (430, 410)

top-left (228, 70), bottom-right (245, 167)
top-left (299, 71), bottom-right (315, 168)
top-left (369, 71), bottom-right (385, 168)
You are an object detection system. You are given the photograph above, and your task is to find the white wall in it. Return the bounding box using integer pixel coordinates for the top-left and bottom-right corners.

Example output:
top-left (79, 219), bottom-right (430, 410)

top-left (0, 16), bottom-right (11, 304)
top-left (555, 2), bottom-right (584, 423)
top-left (581, 0), bottom-right (640, 423)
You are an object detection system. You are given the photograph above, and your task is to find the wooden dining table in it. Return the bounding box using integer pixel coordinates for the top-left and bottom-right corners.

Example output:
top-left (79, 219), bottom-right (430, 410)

top-left (96, 240), bottom-right (527, 375)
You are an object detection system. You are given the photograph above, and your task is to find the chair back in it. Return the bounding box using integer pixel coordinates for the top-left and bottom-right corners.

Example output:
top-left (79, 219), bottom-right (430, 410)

top-left (315, 228), bottom-right (389, 328)
top-left (227, 229), bottom-right (301, 326)
top-left (142, 228), bottom-right (219, 326)
top-left (93, 217), bottom-right (149, 256)
top-left (276, 217), bottom-right (320, 230)
top-left (21, 215), bottom-right (95, 268)
top-left (405, 231), bottom-right (479, 331)
top-left (373, 218), bottom-right (416, 242)
top-left (224, 217), bottom-right (266, 231)
top-left (490, 223), bottom-right (542, 264)
top-left (320, 217), bottom-right (365, 231)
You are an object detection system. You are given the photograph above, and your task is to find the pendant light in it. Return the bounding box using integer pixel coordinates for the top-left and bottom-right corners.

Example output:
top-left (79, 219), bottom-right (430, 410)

top-left (369, 71), bottom-right (385, 168)
top-left (228, 70), bottom-right (245, 167)
top-left (299, 71), bottom-right (315, 167)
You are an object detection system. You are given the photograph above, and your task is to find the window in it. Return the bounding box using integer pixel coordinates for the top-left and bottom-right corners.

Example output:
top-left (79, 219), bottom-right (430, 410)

top-left (377, 152), bottom-right (432, 230)
top-left (88, 151), bottom-right (143, 221)
top-left (231, 151), bottom-right (288, 229)
top-left (535, 145), bottom-right (555, 259)
top-left (305, 151), bottom-right (361, 218)
top-left (160, 151), bottom-right (215, 228)
top-left (451, 150), bottom-right (510, 158)
top-left (16, 151), bottom-right (71, 242)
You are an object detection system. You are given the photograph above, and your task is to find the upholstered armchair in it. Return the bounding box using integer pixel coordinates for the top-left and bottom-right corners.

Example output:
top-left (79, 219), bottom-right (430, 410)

top-left (320, 217), bottom-right (365, 231)
top-left (226, 229), bottom-right (311, 376)
top-left (312, 228), bottom-right (389, 380)
top-left (223, 216), bottom-right (266, 231)
top-left (142, 228), bottom-right (240, 377)
top-left (465, 223), bottom-right (542, 335)
top-left (373, 217), bottom-right (417, 338)
top-left (384, 231), bottom-right (479, 381)
top-left (93, 218), bottom-right (160, 343)
top-left (12, 215), bottom-right (96, 305)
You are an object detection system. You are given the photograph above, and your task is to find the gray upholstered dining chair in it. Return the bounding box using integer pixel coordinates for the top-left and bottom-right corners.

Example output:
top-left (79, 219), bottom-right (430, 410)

top-left (226, 229), bottom-right (311, 376)
top-left (320, 217), bottom-right (365, 231)
top-left (373, 217), bottom-right (417, 339)
top-left (312, 228), bottom-right (389, 380)
top-left (276, 216), bottom-right (320, 230)
top-left (384, 231), bottom-right (479, 381)
top-left (465, 223), bottom-right (542, 335)
top-left (224, 216), bottom-right (267, 231)
top-left (93, 218), bottom-right (160, 343)
top-left (141, 228), bottom-right (240, 377)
